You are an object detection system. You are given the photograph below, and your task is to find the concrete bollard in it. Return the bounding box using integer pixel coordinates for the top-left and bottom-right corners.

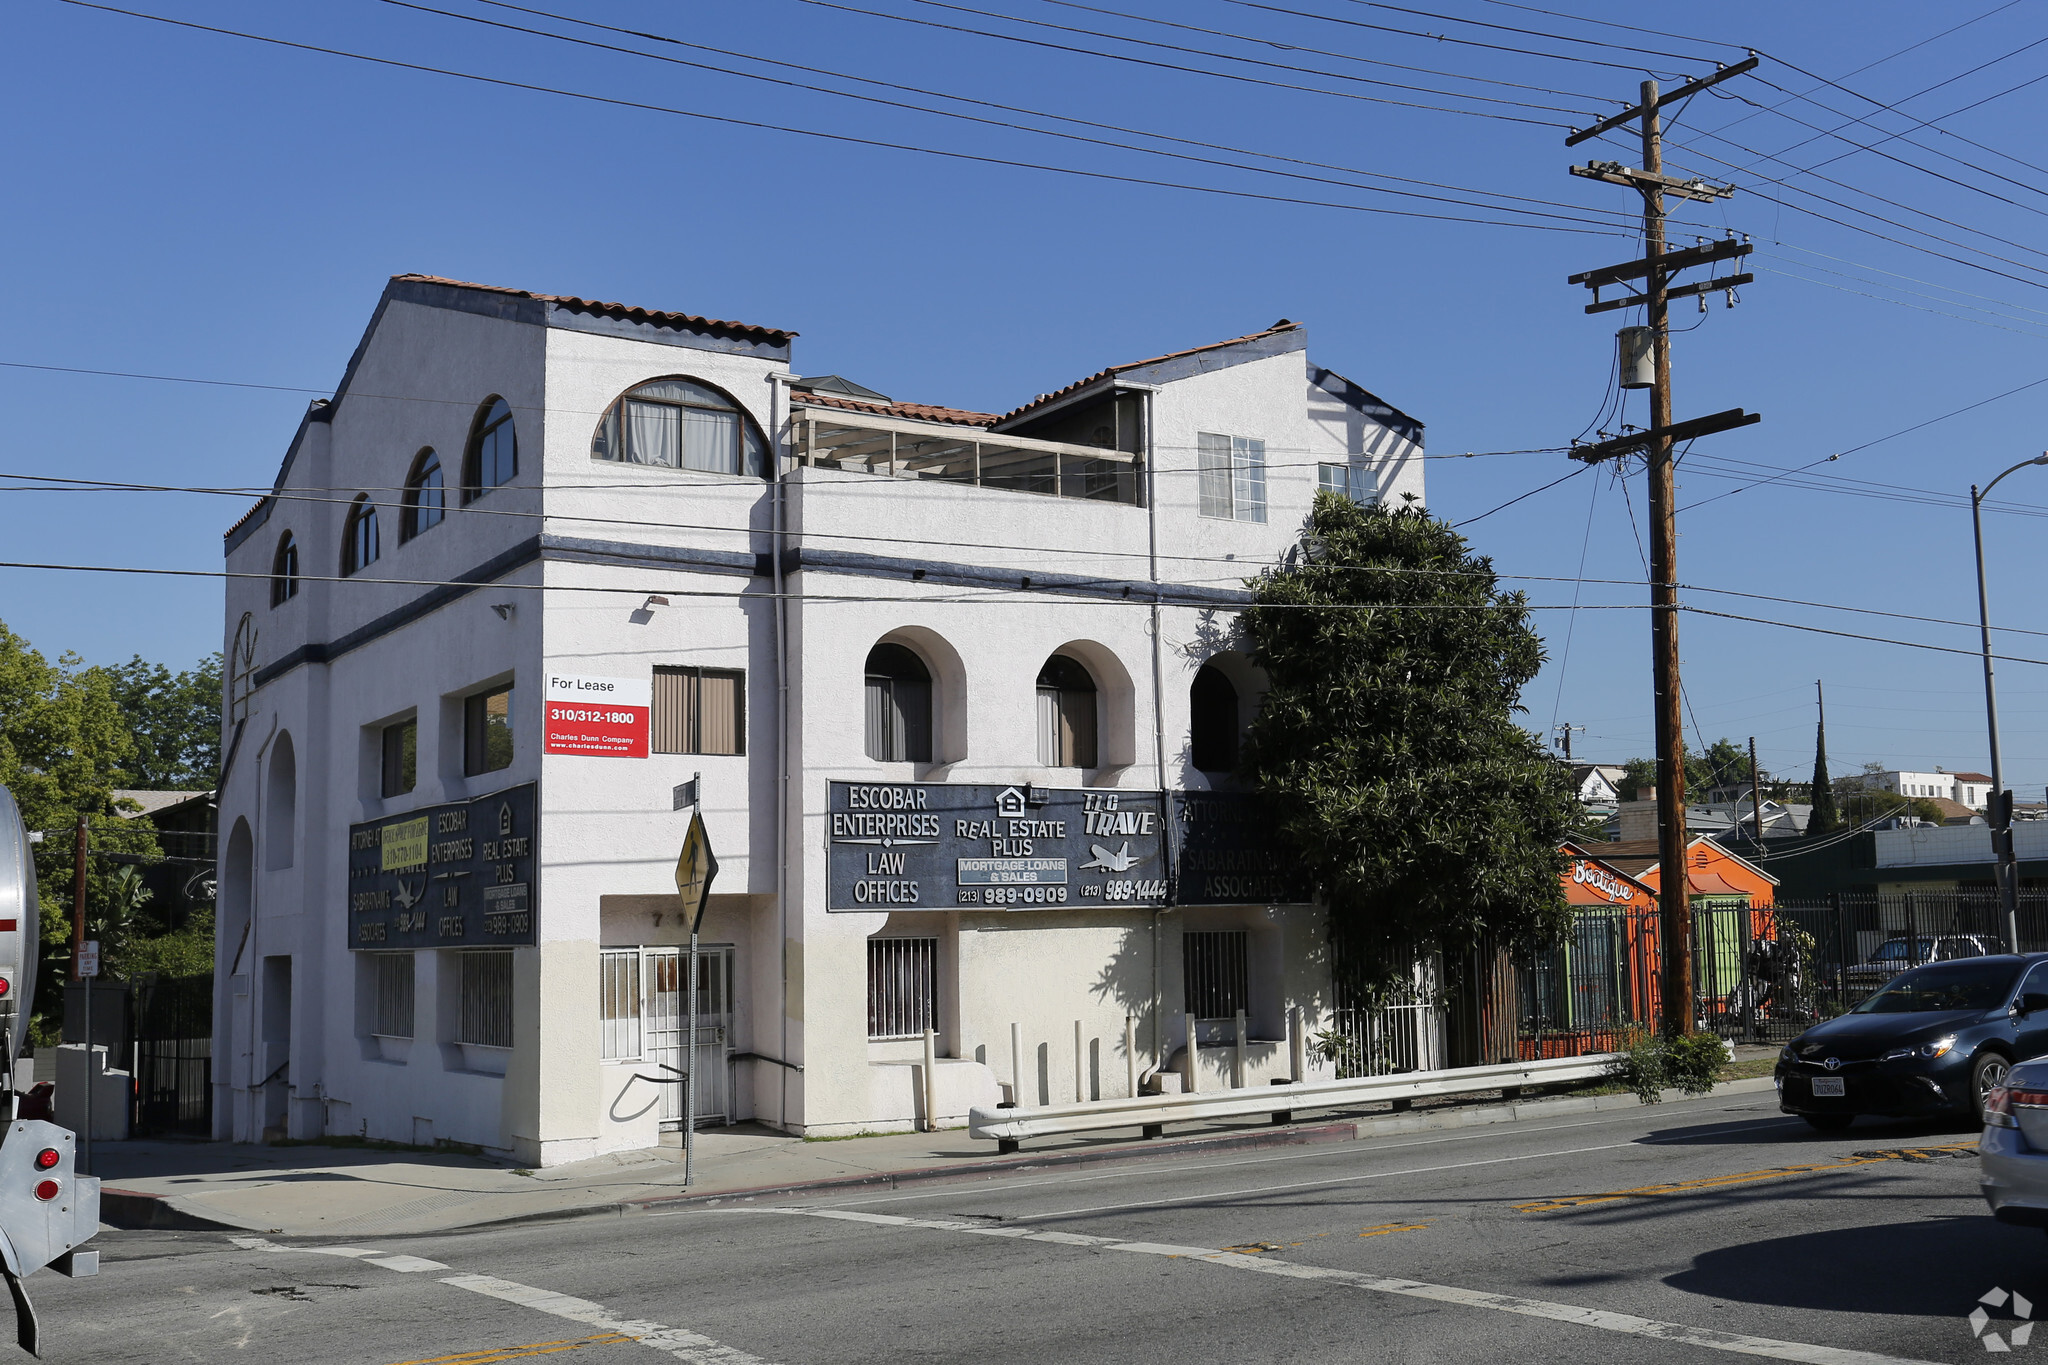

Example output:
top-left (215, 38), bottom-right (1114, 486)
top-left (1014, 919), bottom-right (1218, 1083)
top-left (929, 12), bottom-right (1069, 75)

top-left (1074, 1020), bottom-right (1085, 1103)
top-left (1233, 1009), bottom-right (1247, 1089)
top-left (922, 1028), bottom-right (939, 1134)
top-left (1124, 1014), bottom-right (1138, 1099)
top-left (1185, 1011), bottom-right (1200, 1094)
top-left (1289, 1005), bottom-right (1306, 1083)
top-left (1009, 1022), bottom-right (1024, 1108)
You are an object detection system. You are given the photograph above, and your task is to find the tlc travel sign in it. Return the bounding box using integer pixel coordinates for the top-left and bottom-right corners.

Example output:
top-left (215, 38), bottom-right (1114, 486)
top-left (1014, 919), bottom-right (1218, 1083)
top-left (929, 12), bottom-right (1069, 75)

top-left (544, 673), bottom-right (649, 758)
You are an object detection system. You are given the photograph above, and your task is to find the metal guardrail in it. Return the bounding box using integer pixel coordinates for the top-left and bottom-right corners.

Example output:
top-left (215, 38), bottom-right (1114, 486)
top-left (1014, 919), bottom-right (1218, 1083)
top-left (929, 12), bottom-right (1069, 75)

top-left (967, 1052), bottom-right (1622, 1149)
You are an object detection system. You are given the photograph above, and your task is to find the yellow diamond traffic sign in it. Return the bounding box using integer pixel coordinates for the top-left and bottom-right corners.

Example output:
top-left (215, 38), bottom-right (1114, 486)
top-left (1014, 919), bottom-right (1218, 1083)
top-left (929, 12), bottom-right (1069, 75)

top-left (674, 809), bottom-right (719, 933)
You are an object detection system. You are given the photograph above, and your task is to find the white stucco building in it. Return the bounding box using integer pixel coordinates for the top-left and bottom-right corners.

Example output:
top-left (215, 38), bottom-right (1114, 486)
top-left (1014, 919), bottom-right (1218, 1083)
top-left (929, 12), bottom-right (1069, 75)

top-left (212, 274), bottom-right (1425, 1164)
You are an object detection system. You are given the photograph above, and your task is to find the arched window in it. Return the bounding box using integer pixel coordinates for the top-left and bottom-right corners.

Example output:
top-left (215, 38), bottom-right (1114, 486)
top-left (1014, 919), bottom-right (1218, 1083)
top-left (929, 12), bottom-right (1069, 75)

top-left (865, 644), bottom-right (933, 763)
top-left (402, 449), bottom-right (444, 541)
top-left (270, 532), bottom-right (299, 606)
top-left (591, 377), bottom-right (767, 477)
top-left (342, 496), bottom-right (379, 576)
top-left (1036, 654), bottom-right (1098, 768)
top-left (1190, 664), bottom-right (1241, 773)
top-left (463, 397), bottom-right (518, 502)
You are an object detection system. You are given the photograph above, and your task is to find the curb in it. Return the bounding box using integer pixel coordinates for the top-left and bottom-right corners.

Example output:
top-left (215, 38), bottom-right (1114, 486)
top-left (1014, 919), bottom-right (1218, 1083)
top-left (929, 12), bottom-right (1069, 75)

top-left (100, 1187), bottom-right (242, 1233)
top-left (132, 1075), bottom-right (1782, 1238)
top-left (453, 1076), bottom-right (1781, 1234)
top-left (458, 1120), bottom-right (1363, 1232)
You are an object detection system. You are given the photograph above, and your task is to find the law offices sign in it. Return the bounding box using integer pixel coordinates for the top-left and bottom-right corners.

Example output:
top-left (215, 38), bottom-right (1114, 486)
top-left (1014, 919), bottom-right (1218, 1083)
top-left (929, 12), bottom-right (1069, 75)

top-left (543, 672), bottom-right (650, 758)
top-left (826, 782), bottom-right (1171, 911)
top-left (348, 784), bottom-right (538, 949)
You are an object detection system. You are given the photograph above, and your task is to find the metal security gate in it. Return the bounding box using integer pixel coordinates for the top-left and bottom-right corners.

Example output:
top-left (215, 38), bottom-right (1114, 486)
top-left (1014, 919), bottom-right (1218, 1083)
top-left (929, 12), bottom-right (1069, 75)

top-left (131, 973), bottom-right (213, 1138)
top-left (643, 947), bottom-right (733, 1130)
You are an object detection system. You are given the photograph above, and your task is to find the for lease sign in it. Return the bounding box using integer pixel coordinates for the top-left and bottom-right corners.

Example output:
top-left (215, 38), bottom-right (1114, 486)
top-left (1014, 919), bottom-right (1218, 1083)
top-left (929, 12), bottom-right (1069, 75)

top-left (543, 672), bottom-right (650, 758)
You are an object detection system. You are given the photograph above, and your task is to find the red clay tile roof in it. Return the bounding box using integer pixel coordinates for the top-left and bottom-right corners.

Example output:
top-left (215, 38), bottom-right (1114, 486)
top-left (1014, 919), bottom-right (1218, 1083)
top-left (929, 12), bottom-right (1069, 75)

top-left (792, 390), bottom-right (999, 428)
top-left (392, 275), bottom-right (796, 346)
top-left (1952, 772), bottom-right (1993, 783)
top-left (995, 319), bottom-right (1303, 424)
top-left (224, 496), bottom-right (270, 543)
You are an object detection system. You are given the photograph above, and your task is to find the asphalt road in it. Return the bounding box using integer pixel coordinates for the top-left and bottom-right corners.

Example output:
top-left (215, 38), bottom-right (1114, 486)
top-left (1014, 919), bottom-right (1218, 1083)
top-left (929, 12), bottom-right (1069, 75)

top-left (32, 1092), bottom-right (2046, 1364)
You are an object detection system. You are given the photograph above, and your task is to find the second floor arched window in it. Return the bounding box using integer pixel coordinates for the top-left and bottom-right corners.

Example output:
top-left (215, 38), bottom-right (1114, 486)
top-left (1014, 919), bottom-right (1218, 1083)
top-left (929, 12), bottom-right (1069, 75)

top-left (1190, 664), bottom-right (1241, 773)
top-left (1036, 653), bottom-right (1098, 768)
top-left (402, 449), bottom-right (444, 541)
top-left (865, 643), bottom-right (933, 762)
top-left (464, 397), bottom-right (517, 503)
top-left (342, 496), bottom-right (379, 576)
top-left (591, 377), bottom-right (767, 477)
top-left (270, 532), bottom-right (299, 606)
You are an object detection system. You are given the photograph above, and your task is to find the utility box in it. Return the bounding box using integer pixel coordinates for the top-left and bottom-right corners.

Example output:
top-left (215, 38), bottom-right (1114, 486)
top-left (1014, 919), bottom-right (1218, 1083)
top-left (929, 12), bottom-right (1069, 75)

top-left (1618, 325), bottom-right (1654, 389)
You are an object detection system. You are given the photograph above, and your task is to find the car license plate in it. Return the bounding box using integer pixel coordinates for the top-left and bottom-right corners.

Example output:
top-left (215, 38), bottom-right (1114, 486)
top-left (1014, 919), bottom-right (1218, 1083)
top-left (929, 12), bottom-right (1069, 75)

top-left (1812, 1077), bottom-right (1845, 1097)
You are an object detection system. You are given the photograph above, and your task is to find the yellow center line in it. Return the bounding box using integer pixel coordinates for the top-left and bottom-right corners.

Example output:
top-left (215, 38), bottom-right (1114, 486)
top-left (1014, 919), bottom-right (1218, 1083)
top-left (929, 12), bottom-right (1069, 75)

top-left (1358, 1222), bottom-right (1431, 1238)
top-left (1513, 1141), bottom-right (1979, 1213)
top-left (385, 1332), bottom-right (636, 1365)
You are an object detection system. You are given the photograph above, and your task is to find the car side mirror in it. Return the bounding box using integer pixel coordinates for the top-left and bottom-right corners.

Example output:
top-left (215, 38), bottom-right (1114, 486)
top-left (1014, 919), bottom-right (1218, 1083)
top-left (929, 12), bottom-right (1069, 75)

top-left (2021, 993), bottom-right (2048, 1015)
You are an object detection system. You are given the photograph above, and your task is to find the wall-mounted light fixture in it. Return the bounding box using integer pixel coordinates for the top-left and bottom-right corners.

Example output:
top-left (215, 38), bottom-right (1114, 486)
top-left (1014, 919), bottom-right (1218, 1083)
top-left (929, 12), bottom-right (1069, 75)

top-left (491, 603), bottom-right (515, 621)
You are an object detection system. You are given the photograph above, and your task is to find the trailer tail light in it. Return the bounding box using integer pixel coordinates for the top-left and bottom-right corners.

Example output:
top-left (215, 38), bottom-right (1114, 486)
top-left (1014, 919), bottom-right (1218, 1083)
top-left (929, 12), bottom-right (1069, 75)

top-left (32, 1150), bottom-right (57, 1172)
top-left (32, 1181), bottom-right (57, 1203)
top-left (0, 976), bottom-right (15, 998)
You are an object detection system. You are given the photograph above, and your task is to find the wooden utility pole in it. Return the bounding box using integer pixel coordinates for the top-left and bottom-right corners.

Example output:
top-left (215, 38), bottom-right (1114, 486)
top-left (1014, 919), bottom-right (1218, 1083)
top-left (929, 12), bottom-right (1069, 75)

top-left (1749, 737), bottom-right (1765, 845)
top-left (71, 814), bottom-right (86, 981)
top-left (1563, 57), bottom-right (1759, 1036)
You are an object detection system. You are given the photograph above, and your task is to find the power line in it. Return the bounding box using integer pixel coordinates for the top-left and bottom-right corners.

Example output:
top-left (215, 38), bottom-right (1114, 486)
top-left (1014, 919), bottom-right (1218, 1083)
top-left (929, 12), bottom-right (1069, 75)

top-left (53, 0), bottom-right (1627, 236)
top-left (376, 0), bottom-right (1640, 230)
top-left (1220, 0), bottom-right (1712, 72)
top-left (1450, 464), bottom-right (1591, 527)
top-left (790, 0), bottom-right (1575, 124)
top-left (1331, 0), bottom-right (1733, 64)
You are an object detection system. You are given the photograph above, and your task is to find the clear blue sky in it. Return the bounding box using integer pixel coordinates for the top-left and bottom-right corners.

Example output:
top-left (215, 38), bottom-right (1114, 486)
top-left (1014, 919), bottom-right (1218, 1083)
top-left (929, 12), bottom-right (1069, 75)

top-left (5, 0), bottom-right (2047, 791)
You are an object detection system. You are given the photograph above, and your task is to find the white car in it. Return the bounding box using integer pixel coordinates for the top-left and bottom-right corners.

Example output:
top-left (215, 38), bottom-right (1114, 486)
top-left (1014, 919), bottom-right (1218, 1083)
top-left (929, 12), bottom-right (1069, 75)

top-left (1981, 1057), bottom-right (2048, 1229)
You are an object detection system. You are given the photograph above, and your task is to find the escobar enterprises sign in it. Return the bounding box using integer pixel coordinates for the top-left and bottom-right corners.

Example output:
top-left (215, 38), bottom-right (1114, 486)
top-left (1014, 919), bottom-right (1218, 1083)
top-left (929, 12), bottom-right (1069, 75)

top-left (827, 782), bottom-right (1169, 912)
top-left (348, 783), bottom-right (538, 949)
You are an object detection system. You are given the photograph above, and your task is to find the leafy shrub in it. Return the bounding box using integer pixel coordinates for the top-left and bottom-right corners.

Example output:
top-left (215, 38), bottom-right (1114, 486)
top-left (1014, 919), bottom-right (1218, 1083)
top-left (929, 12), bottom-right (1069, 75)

top-left (1608, 1029), bottom-right (1728, 1103)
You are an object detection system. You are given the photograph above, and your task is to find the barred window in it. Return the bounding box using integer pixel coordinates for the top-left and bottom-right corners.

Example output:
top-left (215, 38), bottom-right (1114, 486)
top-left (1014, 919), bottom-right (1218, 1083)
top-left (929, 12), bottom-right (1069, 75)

top-left (868, 937), bottom-right (938, 1040)
top-left (653, 666), bottom-right (745, 756)
top-left (1197, 433), bottom-right (1267, 523)
top-left (1184, 930), bottom-right (1248, 1020)
top-left (600, 949), bottom-right (641, 1060)
top-left (459, 949), bottom-right (515, 1049)
top-left (372, 953), bottom-right (414, 1038)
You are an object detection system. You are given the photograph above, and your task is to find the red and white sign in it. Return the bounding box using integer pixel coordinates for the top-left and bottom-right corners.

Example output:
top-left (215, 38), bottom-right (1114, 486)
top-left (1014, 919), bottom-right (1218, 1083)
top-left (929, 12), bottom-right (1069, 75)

top-left (544, 672), bottom-right (650, 758)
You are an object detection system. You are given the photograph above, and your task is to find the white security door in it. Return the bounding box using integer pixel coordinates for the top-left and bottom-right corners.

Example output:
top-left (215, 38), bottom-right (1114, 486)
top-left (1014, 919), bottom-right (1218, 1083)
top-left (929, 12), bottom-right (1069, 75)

top-left (643, 947), bottom-right (734, 1129)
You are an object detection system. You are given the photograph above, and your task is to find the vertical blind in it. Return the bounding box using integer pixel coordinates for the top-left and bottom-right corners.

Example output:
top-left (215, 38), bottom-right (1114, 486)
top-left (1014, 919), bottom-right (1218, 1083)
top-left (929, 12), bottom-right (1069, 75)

top-left (653, 667), bottom-right (745, 755)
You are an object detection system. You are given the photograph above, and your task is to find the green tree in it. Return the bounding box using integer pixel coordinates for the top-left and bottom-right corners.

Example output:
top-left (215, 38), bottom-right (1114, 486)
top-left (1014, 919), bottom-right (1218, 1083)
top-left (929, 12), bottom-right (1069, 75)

top-left (0, 622), bottom-right (161, 1035)
top-left (1840, 789), bottom-right (1947, 828)
top-left (1808, 713), bottom-right (1840, 836)
top-left (1239, 494), bottom-right (1577, 973)
top-left (1620, 737), bottom-right (1759, 806)
top-left (95, 652), bottom-right (222, 790)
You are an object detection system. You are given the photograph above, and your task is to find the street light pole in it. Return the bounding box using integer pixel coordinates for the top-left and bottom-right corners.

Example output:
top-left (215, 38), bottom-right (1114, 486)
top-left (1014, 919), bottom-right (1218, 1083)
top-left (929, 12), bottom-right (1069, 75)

top-left (1972, 452), bottom-right (2048, 954)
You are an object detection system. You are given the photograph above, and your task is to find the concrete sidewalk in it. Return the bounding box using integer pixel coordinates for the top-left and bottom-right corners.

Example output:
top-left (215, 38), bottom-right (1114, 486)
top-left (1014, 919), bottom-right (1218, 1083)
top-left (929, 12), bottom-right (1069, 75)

top-left (90, 1074), bottom-right (1780, 1238)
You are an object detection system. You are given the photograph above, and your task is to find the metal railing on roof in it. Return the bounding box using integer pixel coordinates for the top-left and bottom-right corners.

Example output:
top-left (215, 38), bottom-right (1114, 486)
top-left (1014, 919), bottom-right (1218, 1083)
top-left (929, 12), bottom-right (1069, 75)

top-left (792, 404), bottom-right (1142, 506)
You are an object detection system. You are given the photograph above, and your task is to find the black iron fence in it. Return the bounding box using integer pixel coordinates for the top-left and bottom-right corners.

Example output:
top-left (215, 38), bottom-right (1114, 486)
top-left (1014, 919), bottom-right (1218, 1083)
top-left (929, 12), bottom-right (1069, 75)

top-left (130, 973), bottom-right (212, 1138)
top-left (1322, 891), bottom-right (2048, 1071)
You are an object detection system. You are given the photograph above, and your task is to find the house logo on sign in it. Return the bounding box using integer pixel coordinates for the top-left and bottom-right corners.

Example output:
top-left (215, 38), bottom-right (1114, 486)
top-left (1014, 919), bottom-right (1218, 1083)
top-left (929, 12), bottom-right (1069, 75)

top-left (994, 787), bottom-right (1027, 817)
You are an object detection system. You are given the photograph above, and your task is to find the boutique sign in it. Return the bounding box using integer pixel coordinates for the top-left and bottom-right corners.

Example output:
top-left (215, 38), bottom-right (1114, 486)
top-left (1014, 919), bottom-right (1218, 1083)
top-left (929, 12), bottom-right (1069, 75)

top-left (826, 782), bottom-right (1170, 911)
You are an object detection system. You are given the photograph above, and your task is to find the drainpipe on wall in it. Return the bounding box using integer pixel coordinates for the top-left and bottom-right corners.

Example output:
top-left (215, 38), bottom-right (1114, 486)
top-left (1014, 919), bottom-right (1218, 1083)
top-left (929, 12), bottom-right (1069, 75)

top-left (246, 713), bottom-right (277, 1145)
top-left (769, 373), bottom-right (797, 1132)
top-left (1124, 382), bottom-right (1168, 1083)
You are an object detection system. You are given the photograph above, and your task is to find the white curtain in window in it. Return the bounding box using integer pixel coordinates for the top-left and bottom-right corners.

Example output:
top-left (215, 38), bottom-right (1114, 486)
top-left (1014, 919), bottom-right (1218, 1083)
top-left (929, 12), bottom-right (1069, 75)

top-left (1036, 687), bottom-right (1062, 766)
top-left (1198, 432), bottom-right (1233, 519)
top-left (683, 408), bottom-right (737, 473)
top-left (627, 401), bottom-right (682, 467)
top-left (1233, 436), bottom-right (1268, 523)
